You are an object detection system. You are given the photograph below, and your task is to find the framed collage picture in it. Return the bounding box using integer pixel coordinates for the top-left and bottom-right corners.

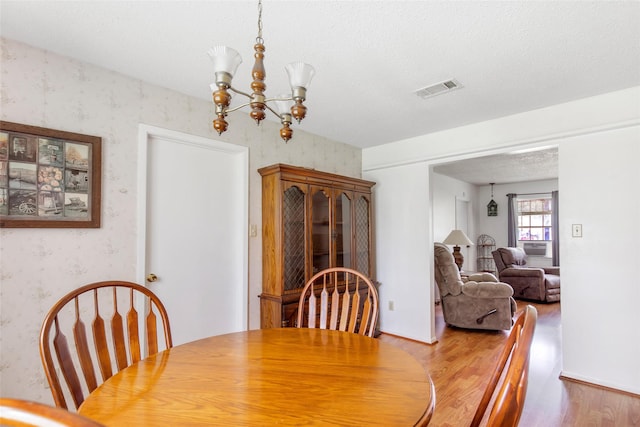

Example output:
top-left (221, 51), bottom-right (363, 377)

top-left (0, 121), bottom-right (101, 228)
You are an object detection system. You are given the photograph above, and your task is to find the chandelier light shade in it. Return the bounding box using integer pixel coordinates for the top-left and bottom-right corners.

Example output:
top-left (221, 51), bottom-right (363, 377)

top-left (285, 62), bottom-right (316, 90)
top-left (443, 229), bottom-right (474, 271)
top-left (208, 46), bottom-right (243, 77)
top-left (208, 0), bottom-right (315, 142)
top-left (273, 94), bottom-right (294, 116)
top-left (273, 94), bottom-right (294, 141)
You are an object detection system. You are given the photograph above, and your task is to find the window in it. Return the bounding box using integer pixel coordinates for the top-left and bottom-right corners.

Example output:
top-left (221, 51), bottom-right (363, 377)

top-left (517, 198), bottom-right (552, 241)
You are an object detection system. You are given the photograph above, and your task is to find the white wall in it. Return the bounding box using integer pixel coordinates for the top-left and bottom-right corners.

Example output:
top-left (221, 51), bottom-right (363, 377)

top-left (0, 38), bottom-right (362, 403)
top-left (363, 88), bottom-right (640, 171)
top-left (559, 132), bottom-right (640, 393)
top-left (432, 173), bottom-right (478, 271)
top-left (363, 86), bottom-right (640, 394)
top-left (363, 163), bottom-right (433, 343)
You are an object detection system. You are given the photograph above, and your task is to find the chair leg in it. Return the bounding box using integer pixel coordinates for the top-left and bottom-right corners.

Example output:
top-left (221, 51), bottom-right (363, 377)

top-left (477, 309), bottom-right (497, 324)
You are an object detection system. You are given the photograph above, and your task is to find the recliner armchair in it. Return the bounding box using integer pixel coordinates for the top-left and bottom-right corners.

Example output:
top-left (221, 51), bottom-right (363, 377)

top-left (492, 247), bottom-right (560, 302)
top-left (434, 242), bottom-right (516, 330)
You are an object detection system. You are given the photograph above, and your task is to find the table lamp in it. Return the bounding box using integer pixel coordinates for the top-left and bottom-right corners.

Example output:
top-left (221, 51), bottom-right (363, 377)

top-left (443, 229), bottom-right (474, 271)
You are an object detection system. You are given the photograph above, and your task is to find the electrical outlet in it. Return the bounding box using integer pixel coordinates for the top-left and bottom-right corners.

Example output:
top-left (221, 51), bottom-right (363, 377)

top-left (572, 224), bottom-right (582, 237)
top-left (250, 224), bottom-right (258, 237)
top-left (388, 301), bottom-right (395, 311)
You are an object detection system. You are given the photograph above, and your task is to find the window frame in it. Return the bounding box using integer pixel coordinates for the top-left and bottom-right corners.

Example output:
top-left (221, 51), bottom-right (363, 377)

top-left (516, 197), bottom-right (553, 241)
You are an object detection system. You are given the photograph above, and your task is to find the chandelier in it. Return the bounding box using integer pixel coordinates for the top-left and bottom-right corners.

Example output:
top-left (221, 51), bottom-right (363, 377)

top-left (208, 0), bottom-right (315, 142)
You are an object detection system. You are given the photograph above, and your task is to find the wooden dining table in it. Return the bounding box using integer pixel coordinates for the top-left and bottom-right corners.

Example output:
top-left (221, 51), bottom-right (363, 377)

top-left (79, 328), bottom-right (435, 426)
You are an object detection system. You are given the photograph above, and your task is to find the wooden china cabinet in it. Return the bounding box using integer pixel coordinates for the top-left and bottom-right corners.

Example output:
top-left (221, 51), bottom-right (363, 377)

top-left (259, 164), bottom-right (376, 328)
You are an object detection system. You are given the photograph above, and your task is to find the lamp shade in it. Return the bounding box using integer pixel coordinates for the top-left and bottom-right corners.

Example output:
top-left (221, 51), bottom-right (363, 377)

top-left (285, 62), bottom-right (316, 89)
top-left (273, 94), bottom-right (294, 116)
top-left (442, 230), bottom-right (474, 246)
top-left (208, 46), bottom-right (243, 77)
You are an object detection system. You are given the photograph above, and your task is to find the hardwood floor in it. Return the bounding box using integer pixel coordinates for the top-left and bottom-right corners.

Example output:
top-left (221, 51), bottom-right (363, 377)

top-left (379, 301), bottom-right (640, 426)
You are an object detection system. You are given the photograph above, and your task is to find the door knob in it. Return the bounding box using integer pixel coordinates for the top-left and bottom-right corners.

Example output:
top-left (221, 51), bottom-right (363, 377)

top-left (146, 273), bottom-right (158, 283)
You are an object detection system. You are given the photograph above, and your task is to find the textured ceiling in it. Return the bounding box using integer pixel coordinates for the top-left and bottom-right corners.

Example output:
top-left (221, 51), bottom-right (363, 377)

top-left (433, 147), bottom-right (558, 185)
top-left (1, 1), bottom-right (639, 149)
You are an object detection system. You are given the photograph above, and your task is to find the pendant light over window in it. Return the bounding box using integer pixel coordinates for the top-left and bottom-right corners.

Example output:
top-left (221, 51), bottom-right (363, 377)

top-left (487, 183), bottom-right (498, 216)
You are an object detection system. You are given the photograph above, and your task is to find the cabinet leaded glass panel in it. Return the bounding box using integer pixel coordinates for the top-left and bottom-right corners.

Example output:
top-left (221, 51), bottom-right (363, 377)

top-left (311, 189), bottom-right (330, 275)
top-left (355, 195), bottom-right (370, 276)
top-left (283, 186), bottom-right (305, 291)
top-left (336, 192), bottom-right (352, 268)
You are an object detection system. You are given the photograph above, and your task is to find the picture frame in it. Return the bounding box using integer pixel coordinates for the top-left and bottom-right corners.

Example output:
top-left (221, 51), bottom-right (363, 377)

top-left (0, 121), bottom-right (101, 228)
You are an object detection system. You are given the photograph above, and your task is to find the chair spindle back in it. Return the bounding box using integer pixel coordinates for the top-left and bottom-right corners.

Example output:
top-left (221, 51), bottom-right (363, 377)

top-left (40, 280), bottom-right (172, 410)
top-left (297, 267), bottom-right (378, 337)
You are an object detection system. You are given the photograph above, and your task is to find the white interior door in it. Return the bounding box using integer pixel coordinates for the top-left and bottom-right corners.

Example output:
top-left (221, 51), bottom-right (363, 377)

top-left (137, 125), bottom-right (248, 346)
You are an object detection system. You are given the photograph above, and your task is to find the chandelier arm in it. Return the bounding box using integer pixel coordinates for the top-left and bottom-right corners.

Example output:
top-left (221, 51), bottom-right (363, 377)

top-left (262, 103), bottom-right (285, 120)
top-left (226, 102), bottom-right (255, 114)
top-left (225, 102), bottom-right (282, 120)
top-left (225, 101), bottom-right (284, 121)
top-left (263, 96), bottom-right (294, 103)
top-left (228, 87), bottom-right (253, 99)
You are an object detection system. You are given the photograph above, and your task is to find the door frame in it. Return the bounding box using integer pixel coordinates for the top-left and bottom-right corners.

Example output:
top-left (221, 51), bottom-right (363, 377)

top-left (427, 142), bottom-right (559, 337)
top-left (135, 124), bottom-right (250, 330)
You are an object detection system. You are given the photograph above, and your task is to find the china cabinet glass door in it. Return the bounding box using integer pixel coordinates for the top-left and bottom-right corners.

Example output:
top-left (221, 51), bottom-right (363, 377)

top-left (354, 194), bottom-right (371, 276)
top-left (283, 185), bottom-right (306, 291)
top-left (311, 188), bottom-right (330, 276)
top-left (336, 192), bottom-right (352, 268)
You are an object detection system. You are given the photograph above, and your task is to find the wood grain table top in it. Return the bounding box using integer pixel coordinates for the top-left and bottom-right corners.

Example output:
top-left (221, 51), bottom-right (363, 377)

top-left (79, 328), bottom-right (434, 426)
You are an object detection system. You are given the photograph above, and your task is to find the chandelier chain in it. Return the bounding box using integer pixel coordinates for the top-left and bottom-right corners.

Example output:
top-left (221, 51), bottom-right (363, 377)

top-left (256, 0), bottom-right (264, 45)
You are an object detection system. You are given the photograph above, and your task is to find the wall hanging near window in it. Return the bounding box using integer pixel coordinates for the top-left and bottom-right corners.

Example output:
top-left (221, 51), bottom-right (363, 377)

top-left (0, 121), bottom-right (101, 228)
top-left (487, 183), bottom-right (498, 216)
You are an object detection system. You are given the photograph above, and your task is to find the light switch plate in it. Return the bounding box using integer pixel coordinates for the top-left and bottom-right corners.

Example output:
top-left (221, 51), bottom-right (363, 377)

top-left (572, 224), bottom-right (582, 237)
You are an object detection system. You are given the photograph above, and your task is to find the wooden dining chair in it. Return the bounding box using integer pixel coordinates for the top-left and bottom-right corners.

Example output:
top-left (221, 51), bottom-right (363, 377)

top-left (296, 267), bottom-right (379, 337)
top-left (39, 280), bottom-right (173, 410)
top-left (0, 397), bottom-right (105, 426)
top-left (415, 378), bottom-right (437, 426)
top-left (470, 304), bottom-right (538, 427)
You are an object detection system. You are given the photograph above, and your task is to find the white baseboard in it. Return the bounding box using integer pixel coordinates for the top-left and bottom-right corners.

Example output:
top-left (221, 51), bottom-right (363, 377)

top-left (560, 370), bottom-right (640, 396)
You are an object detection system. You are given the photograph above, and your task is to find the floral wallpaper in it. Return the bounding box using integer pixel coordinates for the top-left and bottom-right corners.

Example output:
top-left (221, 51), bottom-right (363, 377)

top-left (0, 37), bottom-right (362, 404)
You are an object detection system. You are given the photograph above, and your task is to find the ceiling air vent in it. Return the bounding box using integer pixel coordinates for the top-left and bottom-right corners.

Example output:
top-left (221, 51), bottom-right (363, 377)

top-left (415, 79), bottom-right (463, 99)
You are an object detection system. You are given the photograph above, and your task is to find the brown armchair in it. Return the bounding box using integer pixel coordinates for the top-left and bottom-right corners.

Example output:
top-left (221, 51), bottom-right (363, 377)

top-left (492, 247), bottom-right (560, 302)
top-left (434, 243), bottom-right (516, 330)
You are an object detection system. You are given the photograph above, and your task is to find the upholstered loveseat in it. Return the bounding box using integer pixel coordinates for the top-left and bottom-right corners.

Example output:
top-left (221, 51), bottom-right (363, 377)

top-left (492, 247), bottom-right (560, 302)
top-left (434, 243), bottom-right (516, 330)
